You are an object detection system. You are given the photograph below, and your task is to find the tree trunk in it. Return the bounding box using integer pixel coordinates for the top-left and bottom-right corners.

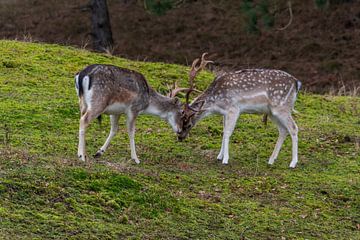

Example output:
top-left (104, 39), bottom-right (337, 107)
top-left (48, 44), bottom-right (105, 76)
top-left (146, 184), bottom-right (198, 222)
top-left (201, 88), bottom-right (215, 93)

top-left (90, 0), bottom-right (113, 52)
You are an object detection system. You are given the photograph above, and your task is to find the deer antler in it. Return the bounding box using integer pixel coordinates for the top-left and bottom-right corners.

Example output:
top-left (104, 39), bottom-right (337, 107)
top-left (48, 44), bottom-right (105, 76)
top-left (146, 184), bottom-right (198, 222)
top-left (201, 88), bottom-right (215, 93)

top-left (167, 80), bottom-right (190, 98)
top-left (185, 53), bottom-right (213, 106)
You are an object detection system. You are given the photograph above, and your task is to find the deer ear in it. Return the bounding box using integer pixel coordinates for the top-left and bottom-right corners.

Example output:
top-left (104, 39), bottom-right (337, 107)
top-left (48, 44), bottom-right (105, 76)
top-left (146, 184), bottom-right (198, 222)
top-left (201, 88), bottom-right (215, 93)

top-left (173, 97), bottom-right (181, 105)
top-left (199, 100), bottom-right (205, 110)
top-left (186, 112), bottom-right (196, 121)
top-left (194, 100), bottom-right (205, 111)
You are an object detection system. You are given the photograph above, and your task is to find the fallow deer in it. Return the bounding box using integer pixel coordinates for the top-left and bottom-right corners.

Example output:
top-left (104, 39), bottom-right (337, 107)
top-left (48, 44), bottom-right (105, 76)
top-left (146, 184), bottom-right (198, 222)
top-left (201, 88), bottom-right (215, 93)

top-left (178, 54), bottom-right (301, 168)
top-left (75, 64), bottom-right (187, 163)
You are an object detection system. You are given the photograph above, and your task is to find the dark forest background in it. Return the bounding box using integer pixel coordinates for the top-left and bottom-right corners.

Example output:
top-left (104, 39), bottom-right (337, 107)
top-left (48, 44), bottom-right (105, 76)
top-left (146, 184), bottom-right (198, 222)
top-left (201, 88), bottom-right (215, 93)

top-left (0, 0), bottom-right (359, 94)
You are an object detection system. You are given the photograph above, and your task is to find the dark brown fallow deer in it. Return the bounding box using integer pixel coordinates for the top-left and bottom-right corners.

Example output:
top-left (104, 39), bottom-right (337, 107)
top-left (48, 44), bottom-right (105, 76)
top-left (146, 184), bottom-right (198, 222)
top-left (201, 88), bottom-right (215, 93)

top-left (75, 64), bottom-right (187, 163)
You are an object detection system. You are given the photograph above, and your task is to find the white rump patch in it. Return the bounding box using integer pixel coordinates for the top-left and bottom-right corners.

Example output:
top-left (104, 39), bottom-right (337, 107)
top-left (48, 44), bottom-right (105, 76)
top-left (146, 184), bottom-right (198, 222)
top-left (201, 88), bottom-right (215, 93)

top-left (82, 76), bottom-right (93, 109)
top-left (75, 74), bottom-right (80, 96)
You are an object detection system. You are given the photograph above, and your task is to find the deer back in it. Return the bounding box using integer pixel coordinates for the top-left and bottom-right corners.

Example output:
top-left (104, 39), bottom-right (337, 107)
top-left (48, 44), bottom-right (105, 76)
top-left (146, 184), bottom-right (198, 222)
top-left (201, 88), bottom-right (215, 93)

top-left (75, 64), bottom-right (150, 113)
top-left (194, 69), bottom-right (301, 113)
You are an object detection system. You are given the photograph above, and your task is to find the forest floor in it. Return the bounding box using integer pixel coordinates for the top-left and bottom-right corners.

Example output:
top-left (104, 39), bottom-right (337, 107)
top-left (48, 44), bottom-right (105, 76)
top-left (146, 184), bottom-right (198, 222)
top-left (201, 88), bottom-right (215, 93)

top-left (0, 0), bottom-right (359, 95)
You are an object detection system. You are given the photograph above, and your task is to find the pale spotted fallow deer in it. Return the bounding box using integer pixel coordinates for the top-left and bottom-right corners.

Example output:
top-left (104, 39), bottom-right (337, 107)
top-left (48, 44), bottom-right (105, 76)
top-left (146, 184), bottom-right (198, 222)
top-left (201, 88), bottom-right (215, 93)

top-left (178, 54), bottom-right (301, 168)
top-left (75, 64), bottom-right (187, 163)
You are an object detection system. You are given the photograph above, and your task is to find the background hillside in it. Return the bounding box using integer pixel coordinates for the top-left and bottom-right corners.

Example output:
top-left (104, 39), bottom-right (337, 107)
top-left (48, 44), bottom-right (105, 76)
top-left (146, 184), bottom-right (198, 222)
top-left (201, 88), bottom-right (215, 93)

top-left (0, 0), bottom-right (359, 94)
top-left (0, 40), bottom-right (359, 239)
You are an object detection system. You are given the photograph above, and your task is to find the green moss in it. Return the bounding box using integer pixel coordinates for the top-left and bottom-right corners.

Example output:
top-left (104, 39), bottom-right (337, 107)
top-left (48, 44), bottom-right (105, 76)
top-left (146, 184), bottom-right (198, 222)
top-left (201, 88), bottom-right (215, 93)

top-left (0, 40), bottom-right (359, 239)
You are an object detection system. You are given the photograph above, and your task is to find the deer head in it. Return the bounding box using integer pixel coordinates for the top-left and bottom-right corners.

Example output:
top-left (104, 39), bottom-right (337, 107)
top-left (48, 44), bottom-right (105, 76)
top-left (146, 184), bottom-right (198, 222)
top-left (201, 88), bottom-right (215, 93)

top-left (178, 53), bottom-right (213, 141)
top-left (163, 80), bottom-right (191, 133)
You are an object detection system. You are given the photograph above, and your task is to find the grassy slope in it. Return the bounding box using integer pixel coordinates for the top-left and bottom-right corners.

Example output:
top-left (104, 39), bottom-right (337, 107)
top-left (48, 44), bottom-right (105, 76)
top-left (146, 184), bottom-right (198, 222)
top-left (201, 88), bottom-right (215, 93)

top-left (0, 40), bottom-right (359, 239)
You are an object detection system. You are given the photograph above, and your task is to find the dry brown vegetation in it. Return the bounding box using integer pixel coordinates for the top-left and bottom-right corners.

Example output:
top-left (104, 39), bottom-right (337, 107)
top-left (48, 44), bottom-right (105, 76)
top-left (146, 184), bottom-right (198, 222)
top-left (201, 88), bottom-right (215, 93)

top-left (0, 0), bottom-right (359, 94)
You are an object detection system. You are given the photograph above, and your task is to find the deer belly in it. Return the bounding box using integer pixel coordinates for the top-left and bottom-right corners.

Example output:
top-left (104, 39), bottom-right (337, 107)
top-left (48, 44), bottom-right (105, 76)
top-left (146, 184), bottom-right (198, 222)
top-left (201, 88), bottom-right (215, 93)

top-left (103, 102), bottom-right (129, 114)
top-left (237, 93), bottom-right (270, 114)
top-left (240, 103), bottom-right (269, 114)
top-left (238, 99), bottom-right (270, 114)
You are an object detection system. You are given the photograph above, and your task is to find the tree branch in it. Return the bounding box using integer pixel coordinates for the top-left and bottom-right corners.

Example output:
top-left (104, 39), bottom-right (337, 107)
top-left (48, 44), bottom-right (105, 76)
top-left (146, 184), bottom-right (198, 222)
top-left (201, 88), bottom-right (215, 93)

top-left (277, 1), bottom-right (293, 31)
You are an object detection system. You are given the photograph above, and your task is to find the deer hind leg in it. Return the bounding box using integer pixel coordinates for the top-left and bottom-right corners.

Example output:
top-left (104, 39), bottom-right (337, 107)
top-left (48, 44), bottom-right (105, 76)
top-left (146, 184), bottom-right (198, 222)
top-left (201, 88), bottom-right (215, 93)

top-left (79, 98), bottom-right (87, 116)
top-left (271, 110), bottom-right (298, 168)
top-left (78, 110), bottom-right (101, 161)
top-left (221, 109), bottom-right (240, 165)
top-left (126, 111), bottom-right (140, 164)
top-left (94, 114), bottom-right (120, 158)
top-left (286, 115), bottom-right (298, 168)
top-left (217, 116), bottom-right (226, 161)
top-left (268, 114), bottom-right (288, 165)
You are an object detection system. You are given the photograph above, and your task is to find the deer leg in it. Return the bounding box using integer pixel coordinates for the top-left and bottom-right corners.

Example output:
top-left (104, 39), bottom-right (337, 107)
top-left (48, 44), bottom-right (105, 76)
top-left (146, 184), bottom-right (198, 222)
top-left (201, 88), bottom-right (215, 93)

top-left (217, 116), bottom-right (226, 160)
top-left (94, 114), bottom-right (120, 158)
top-left (285, 115), bottom-right (298, 168)
top-left (78, 111), bottom-right (99, 161)
top-left (79, 98), bottom-right (87, 116)
top-left (268, 115), bottom-right (288, 165)
top-left (126, 112), bottom-right (140, 164)
top-left (221, 110), bottom-right (240, 165)
top-left (272, 111), bottom-right (299, 168)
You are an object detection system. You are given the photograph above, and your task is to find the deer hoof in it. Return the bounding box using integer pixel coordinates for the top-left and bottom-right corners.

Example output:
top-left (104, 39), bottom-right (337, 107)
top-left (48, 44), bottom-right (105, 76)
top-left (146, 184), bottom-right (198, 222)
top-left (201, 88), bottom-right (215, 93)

top-left (268, 159), bottom-right (275, 165)
top-left (132, 158), bottom-right (140, 164)
top-left (78, 155), bottom-right (87, 161)
top-left (289, 162), bottom-right (297, 168)
top-left (94, 150), bottom-right (104, 158)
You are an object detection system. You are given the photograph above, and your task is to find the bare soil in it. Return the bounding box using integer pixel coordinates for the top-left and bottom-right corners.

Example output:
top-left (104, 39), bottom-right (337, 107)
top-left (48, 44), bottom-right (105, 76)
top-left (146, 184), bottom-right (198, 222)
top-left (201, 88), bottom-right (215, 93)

top-left (1, 0), bottom-right (359, 94)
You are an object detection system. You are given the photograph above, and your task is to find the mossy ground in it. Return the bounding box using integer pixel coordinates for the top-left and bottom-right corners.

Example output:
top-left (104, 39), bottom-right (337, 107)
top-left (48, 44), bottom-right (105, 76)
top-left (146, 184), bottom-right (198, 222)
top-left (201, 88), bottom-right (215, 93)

top-left (0, 40), bottom-right (359, 239)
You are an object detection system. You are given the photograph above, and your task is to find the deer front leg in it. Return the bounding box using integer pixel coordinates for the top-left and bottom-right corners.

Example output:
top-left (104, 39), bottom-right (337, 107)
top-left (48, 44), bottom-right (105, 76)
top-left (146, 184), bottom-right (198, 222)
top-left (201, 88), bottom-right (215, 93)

top-left (126, 112), bottom-right (140, 164)
top-left (221, 110), bottom-right (240, 165)
top-left (94, 114), bottom-right (120, 158)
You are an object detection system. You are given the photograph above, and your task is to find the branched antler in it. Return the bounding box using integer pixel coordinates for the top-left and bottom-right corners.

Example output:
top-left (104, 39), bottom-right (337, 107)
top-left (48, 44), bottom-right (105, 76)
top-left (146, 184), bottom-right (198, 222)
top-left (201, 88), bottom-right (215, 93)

top-left (167, 80), bottom-right (190, 98)
top-left (185, 53), bottom-right (213, 106)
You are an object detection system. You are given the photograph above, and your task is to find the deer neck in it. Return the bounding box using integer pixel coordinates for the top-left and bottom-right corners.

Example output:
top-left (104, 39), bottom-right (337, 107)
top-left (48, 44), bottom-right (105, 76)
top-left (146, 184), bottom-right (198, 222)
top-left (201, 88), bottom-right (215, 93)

top-left (192, 88), bottom-right (233, 116)
top-left (188, 94), bottom-right (212, 124)
top-left (144, 89), bottom-right (174, 119)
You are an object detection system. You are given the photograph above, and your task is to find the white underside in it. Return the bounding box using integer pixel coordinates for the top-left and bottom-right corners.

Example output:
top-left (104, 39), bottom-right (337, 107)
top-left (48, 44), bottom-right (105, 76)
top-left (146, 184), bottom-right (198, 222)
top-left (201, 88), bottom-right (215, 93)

top-left (103, 102), bottom-right (130, 115)
top-left (239, 103), bottom-right (269, 114)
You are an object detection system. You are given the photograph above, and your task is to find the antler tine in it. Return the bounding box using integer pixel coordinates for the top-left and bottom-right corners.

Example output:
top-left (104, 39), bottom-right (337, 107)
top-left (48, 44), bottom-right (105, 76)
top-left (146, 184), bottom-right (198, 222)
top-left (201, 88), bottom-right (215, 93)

top-left (185, 53), bottom-right (213, 106)
top-left (166, 80), bottom-right (189, 98)
top-left (168, 80), bottom-right (178, 98)
top-left (185, 87), bottom-right (192, 106)
top-left (191, 58), bottom-right (200, 70)
top-left (185, 52), bottom-right (213, 107)
top-left (199, 52), bottom-right (214, 70)
top-left (185, 58), bottom-right (199, 104)
top-left (189, 58), bottom-right (200, 85)
top-left (188, 53), bottom-right (213, 82)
